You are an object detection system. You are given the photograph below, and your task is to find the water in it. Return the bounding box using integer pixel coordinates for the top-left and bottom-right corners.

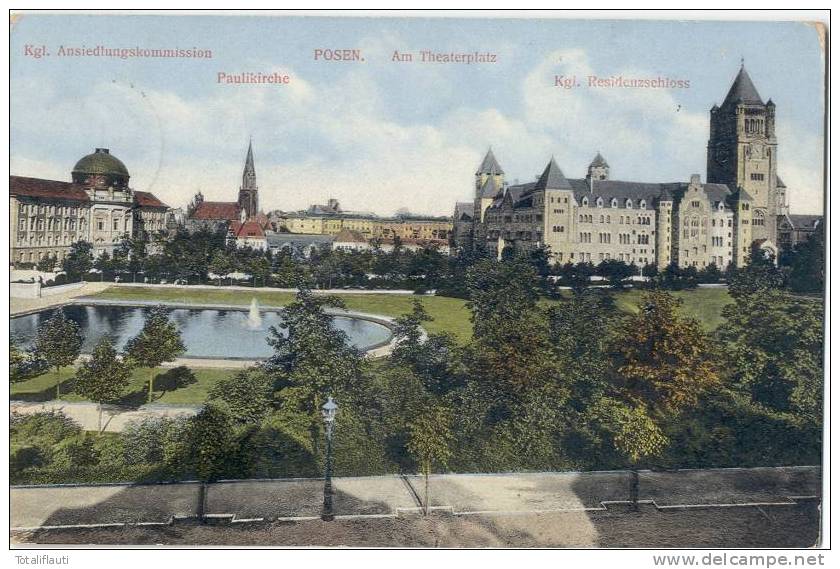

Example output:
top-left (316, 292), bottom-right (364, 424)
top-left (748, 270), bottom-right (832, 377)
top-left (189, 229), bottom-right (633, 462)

top-left (11, 304), bottom-right (393, 360)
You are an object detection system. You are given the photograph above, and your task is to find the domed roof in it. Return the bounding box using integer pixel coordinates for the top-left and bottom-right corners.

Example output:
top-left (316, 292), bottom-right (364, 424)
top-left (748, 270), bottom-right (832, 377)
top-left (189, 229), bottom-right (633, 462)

top-left (72, 148), bottom-right (129, 179)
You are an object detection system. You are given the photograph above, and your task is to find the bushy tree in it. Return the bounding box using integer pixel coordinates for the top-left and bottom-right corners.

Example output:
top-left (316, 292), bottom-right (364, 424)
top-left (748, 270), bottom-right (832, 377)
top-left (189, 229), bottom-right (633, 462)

top-left (36, 253), bottom-right (56, 272)
top-left (466, 257), bottom-right (540, 339)
top-left (728, 247), bottom-right (785, 298)
top-left (264, 287), bottom-right (362, 442)
top-left (33, 309), bottom-right (83, 399)
top-left (209, 368), bottom-right (275, 424)
top-left (786, 226), bottom-right (825, 294)
top-left (610, 291), bottom-right (720, 414)
top-left (596, 259), bottom-right (634, 289)
top-left (124, 306), bottom-right (186, 403)
top-left (75, 338), bottom-right (133, 433)
top-left (62, 241), bottom-right (94, 281)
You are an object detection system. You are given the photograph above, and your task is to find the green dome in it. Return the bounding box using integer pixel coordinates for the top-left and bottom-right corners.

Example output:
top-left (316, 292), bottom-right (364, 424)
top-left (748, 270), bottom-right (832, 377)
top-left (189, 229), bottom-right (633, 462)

top-left (72, 148), bottom-right (129, 180)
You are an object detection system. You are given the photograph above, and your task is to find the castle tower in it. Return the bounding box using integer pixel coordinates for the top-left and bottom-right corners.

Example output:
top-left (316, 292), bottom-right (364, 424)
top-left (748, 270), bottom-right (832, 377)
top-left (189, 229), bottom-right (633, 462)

top-left (238, 139), bottom-right (259, 219)
top-left (472, 148), bottom-right (506, 250)
top-left (707, 64), bottom-right (778, 243)
top-left (586, 152), bottom-right (610, 185)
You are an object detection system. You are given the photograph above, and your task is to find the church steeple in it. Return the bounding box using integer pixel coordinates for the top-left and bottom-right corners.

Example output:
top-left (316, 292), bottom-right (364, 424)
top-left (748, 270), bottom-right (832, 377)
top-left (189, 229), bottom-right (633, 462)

top-left (474, 147), bottom-right (505, 198)
top-left (238, 139), bottom-right (259, 219)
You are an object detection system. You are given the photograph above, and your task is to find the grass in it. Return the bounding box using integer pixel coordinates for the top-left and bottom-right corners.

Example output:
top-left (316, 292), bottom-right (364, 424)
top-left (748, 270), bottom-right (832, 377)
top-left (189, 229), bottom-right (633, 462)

top-left (89, 286), bottom-right (476, 342)
top-left (11, 365), bottom-right (234, 406)
top-left (89, 284), bottom-right (733, 337)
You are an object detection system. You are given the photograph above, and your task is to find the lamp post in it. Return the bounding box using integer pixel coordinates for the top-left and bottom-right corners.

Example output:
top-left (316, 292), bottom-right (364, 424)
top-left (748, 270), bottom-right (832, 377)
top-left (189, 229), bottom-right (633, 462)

top-left (321, 396), bottom-right (338, 521)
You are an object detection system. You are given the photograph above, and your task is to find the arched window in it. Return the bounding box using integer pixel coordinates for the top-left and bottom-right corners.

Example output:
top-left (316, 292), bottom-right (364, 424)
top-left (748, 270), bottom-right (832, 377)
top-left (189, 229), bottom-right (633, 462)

top-left (606, 215), bottom-right (611, 223)
top-left (611, 198), bottom-right (618, 208)
top-left (639, 200), bottom-right (646, 209)
top-left (599, 215), bottom-right (604, 223)
top-left (626, 199), bottom-right (633, 209)
top-left (582, 197), bottom-right (589, 207)
top-left (596, 197), bottom-right (604, 208)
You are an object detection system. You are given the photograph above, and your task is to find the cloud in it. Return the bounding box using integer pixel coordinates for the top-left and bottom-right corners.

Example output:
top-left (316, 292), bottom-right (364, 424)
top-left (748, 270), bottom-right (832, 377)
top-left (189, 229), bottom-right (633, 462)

top-left (10, 47), bottom-right (824, 217)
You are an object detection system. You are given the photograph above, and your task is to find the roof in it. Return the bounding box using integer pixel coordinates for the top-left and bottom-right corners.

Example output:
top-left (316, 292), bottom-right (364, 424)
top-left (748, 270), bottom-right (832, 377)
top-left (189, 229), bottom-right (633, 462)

top-left (776, 177), bottom-right (786, 188)
top-left (333, 228), bottom-right (368, 243)
top-left (72, 148), bottom-right (130, 178)
top-left (722, 65), bottom-right (764, 107)
top-left (476, 148), bottom-right (504, 175)
top-left (229, 220), bottom-right (266, 239)
top-left (134, 190), bottom-right (169, 209)
top-left (10, 176), bottom-right (90, 202)
top-left (787, 214), bottom-right (823, 230)
top-left (190, 201), bottom-right (240, 220)
top-left (267, 233), bottom-right (333, 245)
top-left (488, 177), bottom-right (736, 212)
top-left (533, 157), bottom-right (573, 192)
top-left (590, 152), bottom-right (609, 168)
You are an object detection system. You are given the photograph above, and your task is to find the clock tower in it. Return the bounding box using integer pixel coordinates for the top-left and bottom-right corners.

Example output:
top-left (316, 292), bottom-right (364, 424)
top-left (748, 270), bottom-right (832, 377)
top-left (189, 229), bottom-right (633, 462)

top-left (707, 64), bottom-right (778, 243)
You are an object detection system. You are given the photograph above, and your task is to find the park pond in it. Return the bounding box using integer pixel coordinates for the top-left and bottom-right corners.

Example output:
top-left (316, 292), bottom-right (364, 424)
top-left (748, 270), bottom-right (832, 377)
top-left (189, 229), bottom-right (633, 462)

top-left (10, 303), bottom-right (394, 360)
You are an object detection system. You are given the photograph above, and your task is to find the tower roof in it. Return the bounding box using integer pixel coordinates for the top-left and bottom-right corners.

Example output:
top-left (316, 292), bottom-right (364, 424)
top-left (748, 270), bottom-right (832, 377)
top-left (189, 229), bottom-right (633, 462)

top-left (476, 148), bottom-right (504, 175)
top-left (589, 152), bottom-right (609, 168)
top-left (722, 65), bottom-right (764, 106)
top-left (533, 157), bottom-right (572, 191)
top-left (242, 139), bottom-right (256, 188)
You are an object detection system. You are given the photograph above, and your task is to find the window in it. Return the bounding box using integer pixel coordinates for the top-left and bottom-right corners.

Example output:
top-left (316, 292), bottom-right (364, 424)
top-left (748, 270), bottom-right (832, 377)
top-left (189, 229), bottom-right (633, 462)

top-left (582, 197), bottom-right (589, 207)
top-left (97, 220), bottom-right (104, 231)
top-left (639, 200), bottom-right (646, 209)
top-left (750, 173), bottom-right (765, 181)
top-left (611, 198), bottom-right (618, 208)
top-left (626, 199), bottom-right (633, 209)
top-left (691, 200), bottom-right (701, 208)
top-left (596, 197), bottom-right (604, 208)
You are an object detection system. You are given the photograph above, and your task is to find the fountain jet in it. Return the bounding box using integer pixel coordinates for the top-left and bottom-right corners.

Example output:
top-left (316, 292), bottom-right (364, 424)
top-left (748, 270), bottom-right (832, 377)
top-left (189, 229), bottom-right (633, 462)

top-left (247, 297), bottom-right (262, 329)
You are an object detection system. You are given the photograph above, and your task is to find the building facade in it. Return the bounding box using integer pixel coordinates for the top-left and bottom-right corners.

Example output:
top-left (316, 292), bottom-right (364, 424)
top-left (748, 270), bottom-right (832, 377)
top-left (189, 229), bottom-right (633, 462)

top-left (10, 148), bottom-right (168, 266)
top-left (468, 65), bottom-right (813, 270)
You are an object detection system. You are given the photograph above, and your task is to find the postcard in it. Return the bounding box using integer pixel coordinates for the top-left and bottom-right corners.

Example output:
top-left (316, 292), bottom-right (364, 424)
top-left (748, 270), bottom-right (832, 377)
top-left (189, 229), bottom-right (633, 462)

top-left (8, 11), bottom-right (827, 553)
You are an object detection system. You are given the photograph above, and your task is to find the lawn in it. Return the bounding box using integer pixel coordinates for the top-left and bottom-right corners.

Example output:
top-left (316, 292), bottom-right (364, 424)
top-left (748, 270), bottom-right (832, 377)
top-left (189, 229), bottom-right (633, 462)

top-left (89, 284), bottom-right (733, 337)
top-left (88, 286), bottom-right (475, 342)
top-left (11, 365), bottom-right (234, 406)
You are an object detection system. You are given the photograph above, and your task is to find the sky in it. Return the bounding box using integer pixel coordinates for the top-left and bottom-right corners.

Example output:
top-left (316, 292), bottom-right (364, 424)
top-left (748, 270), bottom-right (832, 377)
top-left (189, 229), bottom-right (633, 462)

top-left (10, 14), bottom-right (826, 216)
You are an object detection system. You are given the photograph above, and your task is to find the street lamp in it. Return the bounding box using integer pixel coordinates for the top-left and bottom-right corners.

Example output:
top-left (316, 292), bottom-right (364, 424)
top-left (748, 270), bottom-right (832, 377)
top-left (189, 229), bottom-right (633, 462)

top-left (321, 396), bottom-right (338, 521)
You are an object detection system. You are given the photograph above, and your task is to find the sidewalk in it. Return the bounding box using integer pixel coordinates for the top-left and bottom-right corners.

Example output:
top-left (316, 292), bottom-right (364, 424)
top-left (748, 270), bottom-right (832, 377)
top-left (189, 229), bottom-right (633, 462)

top-left (10, 466), bottom-right (820, 530)
top-left (10, 282), bottom-right (110, 316)
top-left (10, 400), bottom-right (200, 433)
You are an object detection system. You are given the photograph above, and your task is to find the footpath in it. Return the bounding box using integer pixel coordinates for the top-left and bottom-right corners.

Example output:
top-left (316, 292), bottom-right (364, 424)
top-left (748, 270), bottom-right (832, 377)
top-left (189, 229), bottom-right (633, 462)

top-left (10, 466), bottom-right (820, 530)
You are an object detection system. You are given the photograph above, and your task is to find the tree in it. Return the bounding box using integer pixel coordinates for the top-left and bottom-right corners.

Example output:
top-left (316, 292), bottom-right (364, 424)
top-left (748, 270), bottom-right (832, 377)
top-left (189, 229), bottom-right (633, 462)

top-left (33, 309), bottom-right (83, 400)
top-left (466, 257), bottom-right (540, 339)
top-left (698, 263), bottom-right (723, 284)
top-left (93, 251), bottom-right (112, 276)
top-left (717, 290), bottom-right (823, 425)
top-left (407, 404), bottom-right (454, 515)
top-left (208, 250), bottom-right (234, 285)
top-left (124, 306), bottom-right (186, 403)
top-left (74, 338), bottom-right (133, 433)
top-left (610, 291), bottom-right (720, 415)
top-left (728, 247), bottom-right (785, 298)
top-left (36, 253), bottom-right (56, 272)
top-left (596, 259), bottom-right (634, 289)
top-left (209, 368), bottom-right (275, 424)
top-left (786, 226), bottom-right (825, 294)
top-left (558, 261), bottom-right (595, 293)
top-left (654, 262), bottom-right (698, 291)
top-left (62, 241), bottom-right (94, 281)
top-left (264, 287), bottom-right (362, 441)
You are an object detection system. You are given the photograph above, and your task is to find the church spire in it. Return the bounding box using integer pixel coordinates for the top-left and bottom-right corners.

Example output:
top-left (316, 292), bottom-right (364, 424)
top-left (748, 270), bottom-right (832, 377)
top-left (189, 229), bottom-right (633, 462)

top-left (242, 138), bottom-right (256, 190)
top-left (238, 138), bottom-right (259, 219)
